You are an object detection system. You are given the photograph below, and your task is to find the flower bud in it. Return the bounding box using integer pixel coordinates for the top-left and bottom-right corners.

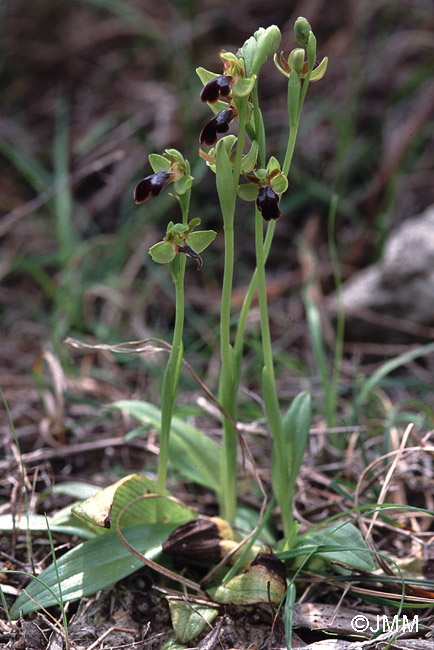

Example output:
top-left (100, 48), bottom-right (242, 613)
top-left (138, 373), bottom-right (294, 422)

top-left (294, 16), bottom-right (312, 46)
top-left (288, 48), bottom-right (305, 76)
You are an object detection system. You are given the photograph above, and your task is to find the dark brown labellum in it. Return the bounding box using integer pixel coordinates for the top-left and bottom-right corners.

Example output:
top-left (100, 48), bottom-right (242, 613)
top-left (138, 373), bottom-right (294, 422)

top-left (176, 244), bottom-right (203, 270)
top-left (200, 75), bottom-right (233, 103)
top-left (256, 185), bottom-right (281, 221)
top-left (134, 170), bottom-right (174, 205)
top-left (199, 108), bottom-right (237, 146)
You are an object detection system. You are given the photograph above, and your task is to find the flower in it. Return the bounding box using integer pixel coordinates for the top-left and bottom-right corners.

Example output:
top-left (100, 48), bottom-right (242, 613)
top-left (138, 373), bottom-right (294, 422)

top-left (200, 75), bottom-right (233, 103)
top-left (274, 49), bottom-right (328, 81)
top-left (199, 108), bottom-right (238, 146)
top-left (134, 170), bottom-right (175, 205)
top-left (256, 184), bottom-right (281, 221)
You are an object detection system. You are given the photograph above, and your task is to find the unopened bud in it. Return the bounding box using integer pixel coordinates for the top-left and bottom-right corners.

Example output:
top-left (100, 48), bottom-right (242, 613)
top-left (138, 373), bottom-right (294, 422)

top-left (294, 16), bottom-right (312, 46)
top-left (288, 48), bottom-right (305, 76)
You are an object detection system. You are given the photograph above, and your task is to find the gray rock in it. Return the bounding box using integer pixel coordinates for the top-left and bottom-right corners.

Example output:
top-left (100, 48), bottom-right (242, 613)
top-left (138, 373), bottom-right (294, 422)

top-left (329, 204), bottom-right (434, 339)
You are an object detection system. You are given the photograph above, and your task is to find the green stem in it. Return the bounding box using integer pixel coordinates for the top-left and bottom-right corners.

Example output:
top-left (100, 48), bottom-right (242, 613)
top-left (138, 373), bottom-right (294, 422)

top-left (218, 99), bottom-right (248, 523)
top-left (156, 191), bottom-right (190, 499)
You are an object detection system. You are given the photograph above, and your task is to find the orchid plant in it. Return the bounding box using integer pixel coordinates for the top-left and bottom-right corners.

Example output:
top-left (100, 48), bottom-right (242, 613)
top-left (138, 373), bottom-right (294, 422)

top-left (132, 17), bottom-right (328, 542)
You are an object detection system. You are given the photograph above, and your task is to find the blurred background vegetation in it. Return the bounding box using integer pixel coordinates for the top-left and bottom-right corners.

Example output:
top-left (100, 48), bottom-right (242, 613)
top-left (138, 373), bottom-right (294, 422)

top-left (1, 0), bottom-right (434, 445)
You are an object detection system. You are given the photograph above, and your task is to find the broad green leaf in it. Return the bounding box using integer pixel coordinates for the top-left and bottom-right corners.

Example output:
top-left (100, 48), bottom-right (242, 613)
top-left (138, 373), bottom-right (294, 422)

top-left (149, 153), bottom-right (171, 173)
top-left (149, 241), bottom-right (176, 264)
top-left (188, 230), bottom-right (216, 254)
top-left (0, 513), bottom-right (100, 539)
top-left (296, 521), bottom-right (376, 572)
top-left (72, 474), bottom-right (192, 529)
top-left (168, 598), bottom-right (218, 643)
top-left (112, 401), bottom-right (221, 494)
top-left (9, 523), bottom-right (176, 618)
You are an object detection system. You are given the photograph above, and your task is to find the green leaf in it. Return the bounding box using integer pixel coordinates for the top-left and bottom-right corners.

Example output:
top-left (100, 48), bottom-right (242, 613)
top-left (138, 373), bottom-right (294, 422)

top-left (215, 138), bottom-right (236, 224)
top-left (283, 391), bottom-right (311, 494)
top-left (168, 598), bottom-right (218, 643)
top-left (287, 69), bottom-right (301, 127)
top-left (9, 523), bottom-right (176, 618)
top-left (237, 183), bottom-right (258, 202)
top-left (297, 521), bottom-right (376, 573)
top-left (149, 241), bottom-right (176, 264)
top-left (239, 26), bottom-right (281, 77)
top-left (188, 230), bottom-right (216, 254)
top-left (71, 473), bottom-right (192, 529)
top-left (112, 401), bottom-right (221, 494)
top-left (0, 513), bottom-right (101, 539)
top-left (149, 153), bottom-right (171, 173)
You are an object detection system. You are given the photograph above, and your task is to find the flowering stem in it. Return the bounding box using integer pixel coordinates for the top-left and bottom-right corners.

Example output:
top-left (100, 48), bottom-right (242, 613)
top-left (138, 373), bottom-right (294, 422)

top-left (218, 98), bottom-right (248, 523)
top-left (156, 190), bottom-right (190, 501)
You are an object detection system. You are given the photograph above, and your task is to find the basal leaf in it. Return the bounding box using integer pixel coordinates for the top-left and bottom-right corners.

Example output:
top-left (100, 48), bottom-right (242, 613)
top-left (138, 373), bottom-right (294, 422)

top-left (9, 523), bottom-right (176, 618)
top-left (112, 401), bottom-right (221, 494)
top-left (296, 521), bottom-right (376, 572)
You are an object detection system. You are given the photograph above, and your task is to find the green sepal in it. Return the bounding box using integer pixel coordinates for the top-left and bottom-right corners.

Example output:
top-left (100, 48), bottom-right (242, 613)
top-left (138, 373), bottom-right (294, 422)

top-left (270, 172), bottom-right (288, 194)
top-left (167, 222), bottom-right (189, 237)
top-left (237, 183), bottom-right (259, 202)
top-left (310, 56), bottom-right (328, 81)
top-left (196, 66), bottom-right (220, 85)
top-left (240, 140), bottom-right (258, 173)
top-left (288, 69), bottom-right (301, 127)
top-left (231, 75), bottom-right (256, 99)
top-left (149, 153), bottom-right (171, 173)
top-left (173, 174), bottom-right (193, 196)
top-left (196, 67), bottom-right (228, 114)
top-left (266, 156), bottom-right (281, 175)
top-left (188, 230), bottom-right (217, 254)
top-left (149, 241), bottom-right (176, 264)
